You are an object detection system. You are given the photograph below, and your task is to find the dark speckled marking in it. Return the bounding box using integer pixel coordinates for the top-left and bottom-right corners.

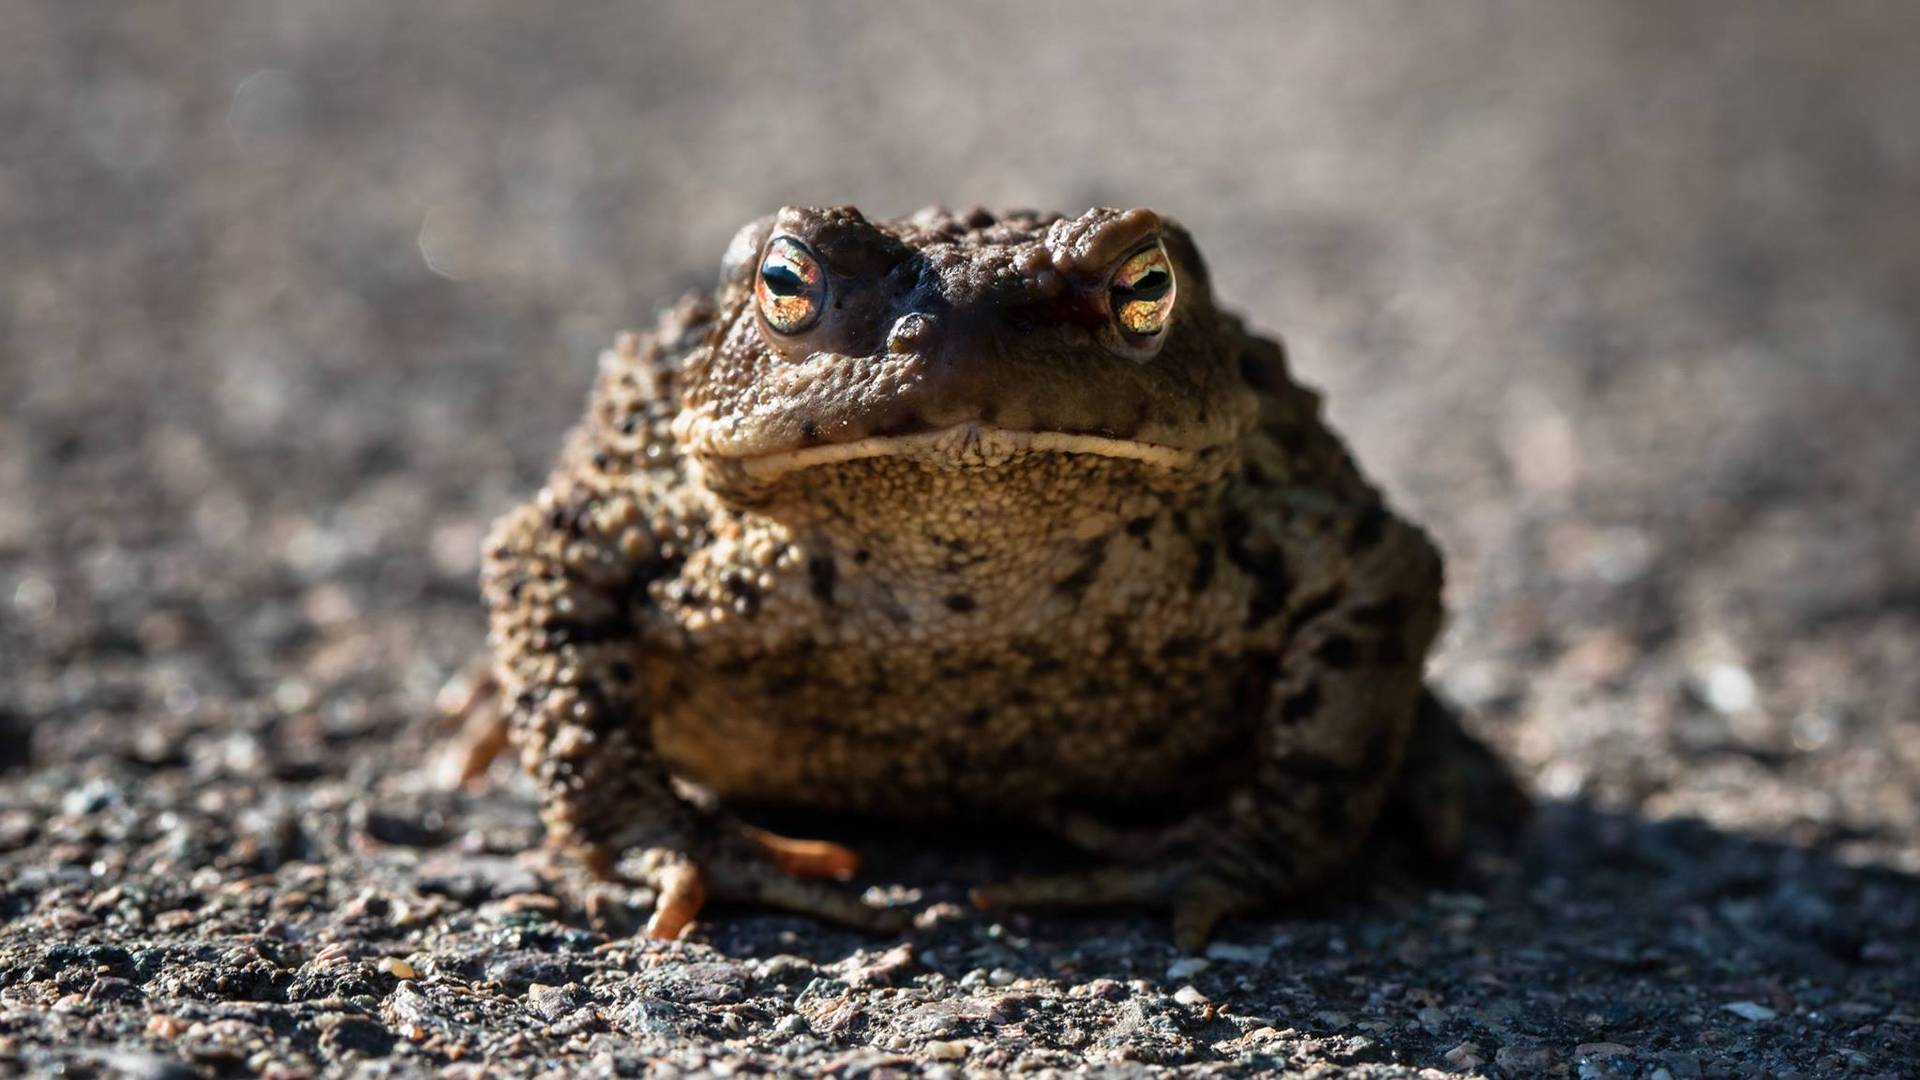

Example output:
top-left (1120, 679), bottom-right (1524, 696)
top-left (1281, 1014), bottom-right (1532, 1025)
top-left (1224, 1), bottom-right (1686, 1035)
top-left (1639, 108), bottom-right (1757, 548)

top-left (1125, 515), bottom-right (1156, 537)
top-left (1189, 542), bottom-right (1217, 593)
top-left (1350, 504), bottom-right (1389, 551)
top-left (1234, 650), bottom-right (1282, 716)
top-left (1245, 581), bottom-right (1291, 628)
top-left (1238, 351), bottom-right (1274, 389)
top-left (1351, 596), bottom-right (1408, 629)
top-left (1160, 634), bottom-right (1201, 660)
top-left (1222, 510), bottom-right (1292, 626)
top-left (540, 610), bottom-right (635, 648)
top-left (1287, 589), bottom-right (1341, 632)
top-left (944, 593), bottom-right (977, 613)
top-left (807, 554), bottom-right (837, 606)
top-left (1276, 427), bottom-right (1311, 456)
top-left (1279, 681), bottom-right (1321, 725)
top-left (1054, 540), bottom-right (1108, 597)
top-left (722, 571), bottom-right (762, 618)
top-left (1371, 633), bottom-right (1409, 666)
top-left (1313, 634), bottom-right (1359, 669)
top-left (1315, 784), bottom-right (1353, 836)
top-left (1264, 721), bottom-right (1394, 784)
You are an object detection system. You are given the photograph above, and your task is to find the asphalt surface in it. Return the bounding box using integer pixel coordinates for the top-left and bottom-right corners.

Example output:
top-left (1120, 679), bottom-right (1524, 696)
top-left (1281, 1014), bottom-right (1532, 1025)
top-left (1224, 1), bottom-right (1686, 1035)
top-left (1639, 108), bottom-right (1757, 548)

top-left (2, 4), bottom-right (1917, 1077)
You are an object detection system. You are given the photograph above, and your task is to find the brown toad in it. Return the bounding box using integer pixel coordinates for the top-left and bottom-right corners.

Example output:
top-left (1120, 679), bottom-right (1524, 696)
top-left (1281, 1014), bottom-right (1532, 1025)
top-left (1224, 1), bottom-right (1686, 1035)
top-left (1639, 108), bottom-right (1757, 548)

top-left (458, 205), bottom-right (1468, 950)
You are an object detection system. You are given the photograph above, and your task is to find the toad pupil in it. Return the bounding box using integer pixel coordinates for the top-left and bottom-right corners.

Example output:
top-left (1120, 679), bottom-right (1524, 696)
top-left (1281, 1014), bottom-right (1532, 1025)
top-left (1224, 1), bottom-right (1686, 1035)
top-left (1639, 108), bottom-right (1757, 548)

top-left (1117, 266), bottom-right (1171, 300)
top-left (761, 263), bottom-right (806, 295)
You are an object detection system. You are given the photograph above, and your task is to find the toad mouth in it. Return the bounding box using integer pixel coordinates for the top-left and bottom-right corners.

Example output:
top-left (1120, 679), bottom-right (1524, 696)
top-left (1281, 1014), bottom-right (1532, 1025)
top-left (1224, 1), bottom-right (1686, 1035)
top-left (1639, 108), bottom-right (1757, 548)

top-left (734, 424), bottom-right (1199, 480)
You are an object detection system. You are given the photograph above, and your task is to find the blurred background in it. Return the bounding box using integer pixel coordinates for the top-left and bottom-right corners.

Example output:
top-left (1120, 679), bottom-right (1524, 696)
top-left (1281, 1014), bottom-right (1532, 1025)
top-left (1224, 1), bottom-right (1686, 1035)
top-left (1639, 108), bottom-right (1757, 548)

top-left (6, 0), bottom-right (1914, 852)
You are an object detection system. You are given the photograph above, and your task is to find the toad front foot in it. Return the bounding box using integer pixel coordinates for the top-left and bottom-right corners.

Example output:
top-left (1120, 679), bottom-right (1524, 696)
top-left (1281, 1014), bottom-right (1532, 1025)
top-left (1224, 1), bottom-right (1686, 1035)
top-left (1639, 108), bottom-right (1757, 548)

top-left (588, 822), bottom-right (905, 940)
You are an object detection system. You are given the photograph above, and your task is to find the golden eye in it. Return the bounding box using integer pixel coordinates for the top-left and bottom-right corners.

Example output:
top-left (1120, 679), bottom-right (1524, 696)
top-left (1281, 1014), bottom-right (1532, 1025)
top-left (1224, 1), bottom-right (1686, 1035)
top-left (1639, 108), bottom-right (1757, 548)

top-left (755, 236), bottom-right (827, 334)
top-left (1110, 242), bottom-right (1176, 338)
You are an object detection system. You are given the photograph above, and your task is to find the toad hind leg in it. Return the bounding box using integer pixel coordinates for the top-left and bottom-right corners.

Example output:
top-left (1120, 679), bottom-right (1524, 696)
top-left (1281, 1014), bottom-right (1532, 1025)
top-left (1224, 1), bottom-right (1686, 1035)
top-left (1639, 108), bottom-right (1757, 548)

top-left (977, 507), bottom-right (1446, 952)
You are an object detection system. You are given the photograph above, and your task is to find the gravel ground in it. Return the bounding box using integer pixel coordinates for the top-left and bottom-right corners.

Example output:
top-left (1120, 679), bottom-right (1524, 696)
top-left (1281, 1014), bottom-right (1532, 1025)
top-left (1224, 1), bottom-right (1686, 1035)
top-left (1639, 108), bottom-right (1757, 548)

top-left (3, 4), bottom-right (1918, 1077)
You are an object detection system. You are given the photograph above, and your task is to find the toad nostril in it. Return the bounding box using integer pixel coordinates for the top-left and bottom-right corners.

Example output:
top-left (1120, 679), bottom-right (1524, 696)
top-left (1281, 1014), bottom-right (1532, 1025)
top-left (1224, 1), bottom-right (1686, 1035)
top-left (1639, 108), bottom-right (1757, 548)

top-left (886, 312), bottom-right (939, 355)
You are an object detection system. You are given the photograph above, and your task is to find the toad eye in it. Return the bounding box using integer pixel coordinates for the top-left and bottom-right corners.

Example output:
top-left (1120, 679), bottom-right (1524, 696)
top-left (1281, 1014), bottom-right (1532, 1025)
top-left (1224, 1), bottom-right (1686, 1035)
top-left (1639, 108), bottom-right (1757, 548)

top-left (755, 236), bottom-right (828, 334)
top-left (1109, 242), bottom-right (1177, 339)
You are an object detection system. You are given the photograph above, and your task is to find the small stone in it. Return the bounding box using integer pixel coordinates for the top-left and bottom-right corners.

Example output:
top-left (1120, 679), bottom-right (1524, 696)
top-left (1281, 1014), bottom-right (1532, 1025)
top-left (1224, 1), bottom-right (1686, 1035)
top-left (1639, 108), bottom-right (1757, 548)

top-left (379, 957), bottom-right (417, 980)
top-left (1173, 985), bottom-right (1209, 1006)
top-left (526, 982), bottom-right (585, 1022)
top-left (1069, 978), bottom-right (1125, 1001)
top-left (1417, 1007), bottom-right (1450, 1031)
top-left (1443, 1041), bottom-right (1485, 1070)
top-left (1315, 1010), bottom-right (1350, 1030)
top-left (616, 995), bottom-right (679, 1037)
top-left (1575, 1042), bottom-right (1632, 1059)
top-left (1722, 1001), bottom-right (1777, 1022)
top-left (316, 1012), bottom-right (393, 1057)
top-left (49, 908), bottom-right (98, 931)
top-left (773, 1015), bottom-right (809, 1037)
top-left (987, 967), bottom-right (1016, 987)
top-left (147, 1014), bottom-right (188, 1040)
top-left (1648, 1070), bottom-right (1674, 1080)
top-left (923, 1039), bottom-right (970, 1061)
top-left (1695, 663), bottom-right (1756, 714)
top-left (1166, 956), bottom-right (1211, 980)
top-left (842, 943), bottom-right (917, 988)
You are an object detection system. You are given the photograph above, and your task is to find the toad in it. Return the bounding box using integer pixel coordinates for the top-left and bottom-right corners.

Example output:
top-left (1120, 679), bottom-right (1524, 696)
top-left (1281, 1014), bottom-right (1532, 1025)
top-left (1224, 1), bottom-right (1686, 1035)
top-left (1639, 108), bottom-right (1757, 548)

top-left (456, 205), bottom-right (1470, 950)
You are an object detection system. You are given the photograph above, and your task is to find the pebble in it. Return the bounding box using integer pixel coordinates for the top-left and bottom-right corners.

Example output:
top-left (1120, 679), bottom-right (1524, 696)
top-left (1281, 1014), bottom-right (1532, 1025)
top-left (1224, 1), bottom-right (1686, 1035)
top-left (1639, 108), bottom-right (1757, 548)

top-left (378, 957), bottom-right (416, 980)
top-left (773, 1015), bottom-right (809, 1037)
top-left (1722, 1001), bottom-right (1777, 1022)
top-left (526, 982), bottom-right (584, 1022)
top-left (986, 968), bottom-right (1016, 987)
top-left (1695, 662), bottom-right (1757, 715)
top-left (1166, 956), bottom-right (1211, 980)
top-left (923, 1039), bottom-right (970, 1060)
top-left (1575, 1042), bottom-right (1632, 1059)
top-left (1443, 1041), bottom-right (1485, 1070)
top-left (1173, 986), bottom-right (1209, 1006)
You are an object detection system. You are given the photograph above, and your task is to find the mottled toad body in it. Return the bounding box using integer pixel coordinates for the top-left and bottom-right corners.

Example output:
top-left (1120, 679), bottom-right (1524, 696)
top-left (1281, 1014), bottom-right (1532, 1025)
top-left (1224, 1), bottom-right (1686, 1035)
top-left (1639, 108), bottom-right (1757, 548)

top-left (469, 205), bottom-right (1464, 949)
